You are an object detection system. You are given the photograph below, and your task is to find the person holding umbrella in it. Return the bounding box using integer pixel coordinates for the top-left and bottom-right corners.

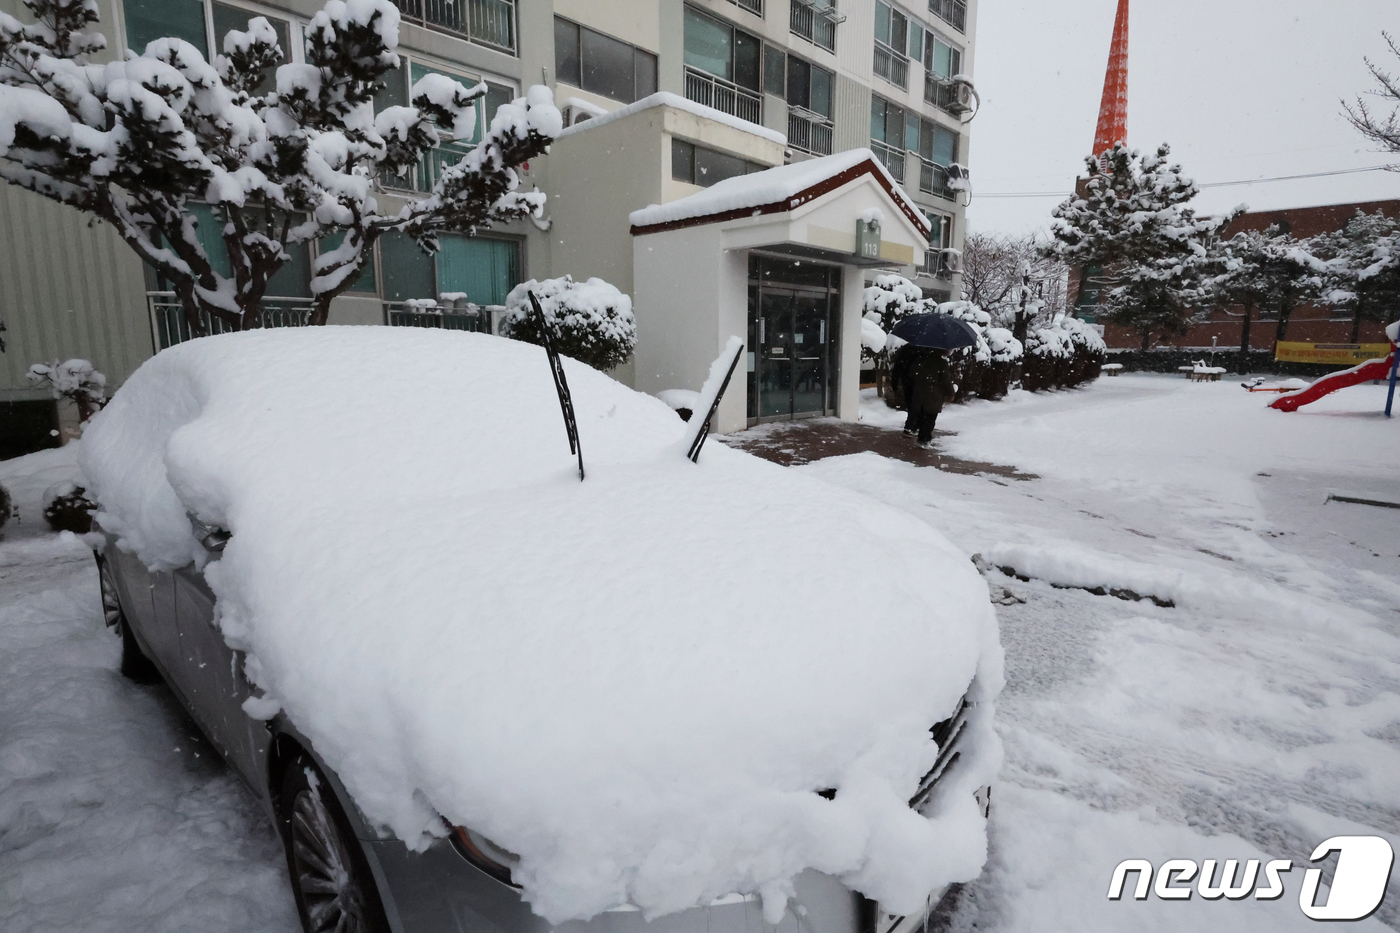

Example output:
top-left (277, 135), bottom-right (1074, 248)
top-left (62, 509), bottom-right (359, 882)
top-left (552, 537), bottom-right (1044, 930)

top-left (888, 311), bottom-right (978, 447)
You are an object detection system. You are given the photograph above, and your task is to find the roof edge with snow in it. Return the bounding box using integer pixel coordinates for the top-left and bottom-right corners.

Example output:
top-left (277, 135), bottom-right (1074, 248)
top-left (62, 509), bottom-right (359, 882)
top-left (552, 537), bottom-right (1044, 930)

top-left (629, 150), bottom-right (931, 241)
top-left (556, 91), bottom-right (787, 146)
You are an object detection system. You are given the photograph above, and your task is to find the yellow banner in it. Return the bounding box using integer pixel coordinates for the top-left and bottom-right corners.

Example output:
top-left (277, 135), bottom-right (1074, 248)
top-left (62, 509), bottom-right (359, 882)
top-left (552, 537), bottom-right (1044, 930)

top-left (1274, 342), bottom-right (1392, 365)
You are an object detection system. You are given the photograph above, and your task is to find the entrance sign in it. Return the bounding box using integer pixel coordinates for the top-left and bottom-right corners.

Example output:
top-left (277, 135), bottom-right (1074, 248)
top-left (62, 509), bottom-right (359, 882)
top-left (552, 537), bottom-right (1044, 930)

top-left (1274, 342), bottom-right (1391, 365)
top-left (856, 217), bottom-right (882, 259)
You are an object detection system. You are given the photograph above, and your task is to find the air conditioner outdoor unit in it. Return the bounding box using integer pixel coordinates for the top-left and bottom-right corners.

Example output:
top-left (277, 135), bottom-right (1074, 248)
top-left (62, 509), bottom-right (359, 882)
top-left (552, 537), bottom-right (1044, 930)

top-left (940, 248), bottom-right (964, 276)
top-left (938, 77), bottom-right (980, 121)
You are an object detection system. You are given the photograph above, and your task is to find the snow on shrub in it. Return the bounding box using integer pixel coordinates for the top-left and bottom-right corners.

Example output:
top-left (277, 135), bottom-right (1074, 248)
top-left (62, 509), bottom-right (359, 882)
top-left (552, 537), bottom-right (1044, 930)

top-left (42, 481), bottom-right (96, 533)
top-left (79, 327), bottom-right (1002, 926)
top-left (27, 359), bottom-right (105, 421)
top-left (862, 274), bottom-right (923, 332)
top-left (502, 275), bottom-right (636, 372)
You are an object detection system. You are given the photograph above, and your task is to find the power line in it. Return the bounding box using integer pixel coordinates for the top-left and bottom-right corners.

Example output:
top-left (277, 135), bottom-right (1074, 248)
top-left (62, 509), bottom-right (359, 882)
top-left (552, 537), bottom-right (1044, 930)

top-left (977, 164), bottom-right (1398, 199)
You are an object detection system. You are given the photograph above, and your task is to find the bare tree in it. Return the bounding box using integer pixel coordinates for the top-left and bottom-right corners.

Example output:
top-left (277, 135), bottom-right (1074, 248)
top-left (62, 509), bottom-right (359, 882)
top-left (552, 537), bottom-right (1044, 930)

top-left (962, 231), bottom-right (1070, 339)
top-left (1343, 32), bottom-right (1400, 160)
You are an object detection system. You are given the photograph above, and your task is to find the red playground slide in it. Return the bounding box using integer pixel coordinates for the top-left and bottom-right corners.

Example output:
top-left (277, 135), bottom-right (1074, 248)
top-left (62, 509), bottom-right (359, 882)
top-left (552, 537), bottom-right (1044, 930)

top-left (1270, 344), bottom-right (1397, 412)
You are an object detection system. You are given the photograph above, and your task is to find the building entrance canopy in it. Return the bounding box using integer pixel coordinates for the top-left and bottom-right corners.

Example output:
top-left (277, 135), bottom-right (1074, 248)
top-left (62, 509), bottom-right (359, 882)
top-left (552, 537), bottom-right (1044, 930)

top-left (631, 149), bottom-right (931, 434)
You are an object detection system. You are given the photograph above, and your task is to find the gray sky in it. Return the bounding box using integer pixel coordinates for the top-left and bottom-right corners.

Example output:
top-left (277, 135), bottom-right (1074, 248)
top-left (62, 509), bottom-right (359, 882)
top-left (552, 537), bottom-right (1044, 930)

top-left (965, 0), bottom-right (1400, 235)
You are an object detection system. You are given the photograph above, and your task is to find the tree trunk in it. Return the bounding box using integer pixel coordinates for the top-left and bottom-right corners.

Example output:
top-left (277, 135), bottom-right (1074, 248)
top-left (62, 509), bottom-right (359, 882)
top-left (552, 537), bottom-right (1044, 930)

top-left (1350, 308), bottom-right (1362, 344)
top-left (1275, 306), bottom-right (1292, 343)
top-left (1139, 329), bottom-right (1151, 352)
top-left (1238, 304), bottom-right (1253, 353)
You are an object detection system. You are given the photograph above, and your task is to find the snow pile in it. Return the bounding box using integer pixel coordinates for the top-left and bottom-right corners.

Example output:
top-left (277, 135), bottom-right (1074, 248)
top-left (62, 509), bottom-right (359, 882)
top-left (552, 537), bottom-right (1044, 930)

top-left (630, 149), bottom-right (925, 236)
top-left (502, 274), bottom-right (636, 371)
top-left (858, 207), bottom-right (886, 226)
top-left (681, 337), bottom-right (743, 445)
top-left (983, 327), bottom-right (1021, 364)
top-left (79, 328), bottom-right (1003, 925)
top-left (861, 316), bottom-right (888, 354)
top-left (557, 91), bottom-right (785, 145)
top-left (655, 388), bottom-right (700, 415)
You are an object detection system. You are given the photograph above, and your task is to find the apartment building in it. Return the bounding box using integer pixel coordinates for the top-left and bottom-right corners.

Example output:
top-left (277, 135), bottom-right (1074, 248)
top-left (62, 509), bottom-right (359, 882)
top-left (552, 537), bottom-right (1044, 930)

top-left (0, 0), bottom-right (976, 445)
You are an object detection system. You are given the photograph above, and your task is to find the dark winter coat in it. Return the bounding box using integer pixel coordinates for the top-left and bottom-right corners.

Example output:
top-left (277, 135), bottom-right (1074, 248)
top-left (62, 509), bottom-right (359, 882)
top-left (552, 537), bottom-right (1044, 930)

top-left (889, 343), bottom-right (917, 405)
top-left (905, 351), bottom-right (956, 413)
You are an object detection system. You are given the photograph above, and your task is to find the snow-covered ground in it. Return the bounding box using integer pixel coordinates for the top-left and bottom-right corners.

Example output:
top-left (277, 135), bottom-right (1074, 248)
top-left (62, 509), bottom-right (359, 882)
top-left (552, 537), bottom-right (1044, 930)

top-left (829, 374), bottom-right (1400, 931)
top-left (2, 373), bottom-right (1397, 930)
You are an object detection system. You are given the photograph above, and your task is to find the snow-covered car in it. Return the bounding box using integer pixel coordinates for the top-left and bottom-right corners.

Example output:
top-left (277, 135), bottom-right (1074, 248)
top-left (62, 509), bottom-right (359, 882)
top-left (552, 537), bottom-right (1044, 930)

top-left (82, 328), bottom-right (1002, 933)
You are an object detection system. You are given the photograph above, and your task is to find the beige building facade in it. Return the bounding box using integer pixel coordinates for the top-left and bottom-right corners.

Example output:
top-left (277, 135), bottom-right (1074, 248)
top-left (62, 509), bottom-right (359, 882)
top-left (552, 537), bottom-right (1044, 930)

top-left (0, 0), bottom-right (976, 449)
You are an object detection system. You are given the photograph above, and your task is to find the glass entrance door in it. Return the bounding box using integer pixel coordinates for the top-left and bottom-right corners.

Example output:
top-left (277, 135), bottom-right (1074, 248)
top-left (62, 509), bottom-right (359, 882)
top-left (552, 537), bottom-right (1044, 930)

top-left (747, 256), bottom-right (840, 423)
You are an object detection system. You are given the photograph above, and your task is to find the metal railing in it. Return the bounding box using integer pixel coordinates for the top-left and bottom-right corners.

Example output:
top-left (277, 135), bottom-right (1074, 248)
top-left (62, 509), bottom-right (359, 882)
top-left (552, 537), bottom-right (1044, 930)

top-left (383, 301), bottom-right (492, 332)
top-left (391, 0), bottom-right (515, 53)
top-left (787, 111), bottom-right (834, 156)
top-left (789, 0), bottom-right (836, 50)
top-left (919, 158), bottom-right (954, 200)
top-left (870, 141), bottom-right (905, 184)
top-left (873, 44), bottom-right (909, 89)
top-left (683, 67), bottom-right (762, 125)
top-left (148, 293), bottom-right (314, 351)
top-left (725, 0), bottom-right (763, 14)
top-left (928, 0), bottom-right (966, 31)
top-left (924, 72), bottom-right (972, 118)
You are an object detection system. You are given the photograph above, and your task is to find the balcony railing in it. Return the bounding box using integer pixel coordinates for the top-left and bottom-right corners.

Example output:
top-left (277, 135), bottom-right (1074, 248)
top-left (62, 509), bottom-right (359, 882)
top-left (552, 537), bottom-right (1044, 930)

top-left (392, 0), bottom-right (516, 53)
top-left (924, 72), bottom-right (974, 118)
top-left (870, 141), bottom-right (905, 184)
top-left (684, 67), bottom-right (762, 125)
top-left (873, 44), bottom-right (909, 90)
top-left (789, 0), bottom-right (836, 51)
top-left (787, 111), bottom-right (834, 156)
top-left (384, 301), bottom-right (493, 332)
top-left (148, 293), bottom-right (313, 351)
top-left (725, 0), bottom-right (763, 14)
top-left (928, 0), bottom-right (966, 32)
top-left (919, 159), bottom-right (954, 200)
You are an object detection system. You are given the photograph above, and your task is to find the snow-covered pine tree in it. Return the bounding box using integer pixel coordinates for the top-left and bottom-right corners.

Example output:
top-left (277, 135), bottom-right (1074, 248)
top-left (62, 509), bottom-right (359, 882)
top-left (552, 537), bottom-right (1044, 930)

top-left (1203, 225), bottom-right (1319, 351)
top-left (0, 0), bottom-right (561, 335)
top-left (1307, 209), bottom-right (1400, 343)
top-left (1045, 143), bottom-right (1231, 350)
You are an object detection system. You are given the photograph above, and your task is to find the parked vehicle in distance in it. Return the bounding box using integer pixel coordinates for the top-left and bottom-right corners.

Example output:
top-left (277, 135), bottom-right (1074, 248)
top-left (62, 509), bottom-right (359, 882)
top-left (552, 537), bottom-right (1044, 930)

top-left (85, 328), bottom-right (1001, 933)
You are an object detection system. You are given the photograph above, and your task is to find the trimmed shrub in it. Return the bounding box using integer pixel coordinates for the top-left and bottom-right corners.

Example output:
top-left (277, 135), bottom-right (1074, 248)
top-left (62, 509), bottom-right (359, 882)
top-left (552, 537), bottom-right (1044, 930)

top-left (42, 482), bottom-right (96, 534)
top-left (502, 276), bottom-right (636, 372)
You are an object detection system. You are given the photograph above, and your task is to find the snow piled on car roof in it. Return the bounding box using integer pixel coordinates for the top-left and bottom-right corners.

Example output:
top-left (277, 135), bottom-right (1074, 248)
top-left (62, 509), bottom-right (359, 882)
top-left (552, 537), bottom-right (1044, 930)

top-left (80, 327), bottom-right (1002, 924)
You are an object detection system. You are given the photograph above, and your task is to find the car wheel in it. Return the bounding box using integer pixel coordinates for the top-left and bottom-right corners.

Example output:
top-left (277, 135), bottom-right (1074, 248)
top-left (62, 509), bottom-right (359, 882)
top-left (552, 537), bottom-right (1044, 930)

top-left (280, 755), bottom-right (390, 933)
top-left (98, 555), bottom-right (160, 683)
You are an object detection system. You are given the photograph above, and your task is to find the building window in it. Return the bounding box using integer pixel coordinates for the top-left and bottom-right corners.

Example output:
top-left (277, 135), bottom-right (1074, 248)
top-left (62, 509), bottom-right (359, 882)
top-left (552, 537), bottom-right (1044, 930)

top-left (124, 0), bottom-right (294, 76)
top-left (555, 18), bottom-right (658, 104)
top-left (789, 0), bottom-right (837, 52)
top-left (928, 0), bottom-right (966, 33)
top-left (908, 115), bottom-right (959, 200)
top-left (769, 52), bottom-right (833, 155)
top-left (926, 32), bottom-right (962, 79)
top-left (920, 31), bottom-right (966, 116)
top-left (923, 210), bottom-right (953, 275)
top-left (873, 1), bottom-right (910, 89)
top-left (683, 7), bottom-right (763, 123)
top-left (376, 59), bottom-right (514, 193)
top-left (672, 138), bottom-right (765, 187)
top-left (869, 96), bottom-right (906, 183)
top-left (391, 0), bottom-right (517, 55)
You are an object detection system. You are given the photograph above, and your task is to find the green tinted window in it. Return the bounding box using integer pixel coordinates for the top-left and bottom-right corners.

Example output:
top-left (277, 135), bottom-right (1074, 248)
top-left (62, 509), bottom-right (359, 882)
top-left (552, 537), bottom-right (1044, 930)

top-left (870, 97), bottom-right (886, 143)
top-left (436, 236), bottom-right (520, 306)
top-left (410, 62), bottom-right (485, 144)
top-left (124, 0), bottom-right (208, 55)
top-left (684, 8), bottom-right (732, 81)
top-left (932, 125), bottom-right (958, 166)
top-left (188, 203), bottom-right (232, 278)
top-left (380, 231), bottom-right (435, 300)
top-left (319, 231), bottom-right (377, 294)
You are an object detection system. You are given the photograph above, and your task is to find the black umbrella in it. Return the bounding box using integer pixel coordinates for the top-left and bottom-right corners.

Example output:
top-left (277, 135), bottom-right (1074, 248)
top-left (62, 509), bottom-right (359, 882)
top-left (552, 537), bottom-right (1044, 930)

top-left (889, 312), bottom-right (979, 350)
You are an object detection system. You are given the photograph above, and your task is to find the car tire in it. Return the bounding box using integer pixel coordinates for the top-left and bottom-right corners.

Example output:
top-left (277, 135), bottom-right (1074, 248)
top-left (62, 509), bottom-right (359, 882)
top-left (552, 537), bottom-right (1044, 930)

top-left (280, 754), bottom-right (391, 933)
top-left (97, 554), bottom-right (160, 684)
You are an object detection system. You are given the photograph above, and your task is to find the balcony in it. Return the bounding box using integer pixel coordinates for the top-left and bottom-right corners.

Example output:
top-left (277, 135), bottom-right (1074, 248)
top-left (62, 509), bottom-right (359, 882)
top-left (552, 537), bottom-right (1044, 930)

top-left (148, 293), bottom-right (313, 350)
top-left (684, 67), bottom-right (762, 125)
top-left (391, 0), bottom-right (516, 54)
top-left (787, 110), bottom-right (834, 156)
top-left (873, 44), bottom-right (909, 90)
top-left (790, 0), bottom-right (837, 51)
top-left (725, 0), bottom-right (763, 14)
top-left (928, 0), bottom-right (966, 32)
top-left (870, 141), bottom-right (905, 184)
top-left (924, 73), bottom-right (975, 119)
top-left (918, 159), bottom-right (954, 200)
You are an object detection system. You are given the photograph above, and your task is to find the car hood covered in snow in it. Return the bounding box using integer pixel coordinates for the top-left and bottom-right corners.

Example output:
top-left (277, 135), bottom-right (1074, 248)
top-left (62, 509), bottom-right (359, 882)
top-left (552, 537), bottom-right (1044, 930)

top-left (80, 328), bottom-right (1003, 924)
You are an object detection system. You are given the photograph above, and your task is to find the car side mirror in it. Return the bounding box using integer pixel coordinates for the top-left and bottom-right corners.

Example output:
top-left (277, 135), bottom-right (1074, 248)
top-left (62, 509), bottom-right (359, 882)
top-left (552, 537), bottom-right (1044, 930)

top-left (187, 513), bottom-right (231, 554)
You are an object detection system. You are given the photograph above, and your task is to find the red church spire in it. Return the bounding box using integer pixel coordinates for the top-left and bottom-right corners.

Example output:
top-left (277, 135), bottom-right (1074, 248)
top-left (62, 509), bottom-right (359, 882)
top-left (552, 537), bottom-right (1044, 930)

top-left (1092, 0), bottom-right (1129, 159)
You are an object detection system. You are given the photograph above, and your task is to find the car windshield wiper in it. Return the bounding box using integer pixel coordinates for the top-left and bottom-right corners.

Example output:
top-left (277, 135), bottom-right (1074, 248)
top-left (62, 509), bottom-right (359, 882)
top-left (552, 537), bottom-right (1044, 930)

top-left (529, 291), bottom-right (584, 481)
